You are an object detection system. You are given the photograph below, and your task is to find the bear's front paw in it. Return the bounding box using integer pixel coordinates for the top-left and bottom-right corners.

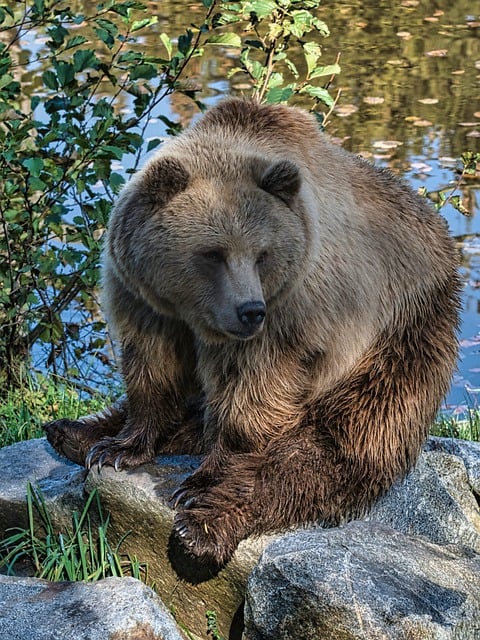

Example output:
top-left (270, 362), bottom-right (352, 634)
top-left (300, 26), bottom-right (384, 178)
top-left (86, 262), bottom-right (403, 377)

top-left (173, 503), bottom-right (249, 568)
top-left (85, 437), bottom-right (154, 471)
top-left (172, 477), bottom-right (255, 567)
top-left (44, 419), bottom-right (95, 466)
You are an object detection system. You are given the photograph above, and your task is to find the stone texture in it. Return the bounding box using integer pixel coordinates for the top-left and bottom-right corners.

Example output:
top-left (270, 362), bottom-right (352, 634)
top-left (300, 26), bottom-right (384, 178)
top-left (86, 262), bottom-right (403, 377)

top-left (0, 438), bottom-right (86, 539)
top-left (243, 521), bottom-right (480, 640)
top-left (425, 436), bottom-right (480, 493)
top-left (84, 456), bottom-right (275, 640)
top-left (1, 437), bottom-right (480, 639)
top-left (367, 449), bottom-right (480, 551)
top-left (0, 575), bottom-right (184, 640)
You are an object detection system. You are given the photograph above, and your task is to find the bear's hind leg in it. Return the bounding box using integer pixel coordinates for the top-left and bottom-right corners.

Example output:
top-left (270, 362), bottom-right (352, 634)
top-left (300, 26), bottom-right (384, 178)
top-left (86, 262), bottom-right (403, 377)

top-left (44, 396), bottom-right (127, 466)
top-left (85, 322), bottom-right (199, 470)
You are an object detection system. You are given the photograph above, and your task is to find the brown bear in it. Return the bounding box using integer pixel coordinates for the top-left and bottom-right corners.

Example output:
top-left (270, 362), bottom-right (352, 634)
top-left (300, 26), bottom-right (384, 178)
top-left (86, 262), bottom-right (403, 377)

top-left (45, 98), bottom-right (461, 568)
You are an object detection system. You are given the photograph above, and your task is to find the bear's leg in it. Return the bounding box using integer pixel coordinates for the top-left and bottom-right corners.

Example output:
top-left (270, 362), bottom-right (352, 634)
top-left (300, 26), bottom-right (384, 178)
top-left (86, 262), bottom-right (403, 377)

top-left (173, 302), bottom-right (459, 566)
top-left (83, 326), bottom-right (199, 470)
top-left (46, 318), bottom-right (199, 469)
top-left (44, 396), bottom-right (127, 466)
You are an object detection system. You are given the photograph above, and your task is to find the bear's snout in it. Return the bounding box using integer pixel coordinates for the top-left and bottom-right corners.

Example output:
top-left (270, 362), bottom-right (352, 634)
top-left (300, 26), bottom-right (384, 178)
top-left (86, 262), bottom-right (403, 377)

top-left (236, 301), bottom-right (266, 335)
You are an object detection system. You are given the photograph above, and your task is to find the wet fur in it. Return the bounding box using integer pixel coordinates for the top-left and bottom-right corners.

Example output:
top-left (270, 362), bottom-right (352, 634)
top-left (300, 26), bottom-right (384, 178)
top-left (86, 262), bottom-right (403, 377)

top-left (45, 98), bottom-right (461, 568)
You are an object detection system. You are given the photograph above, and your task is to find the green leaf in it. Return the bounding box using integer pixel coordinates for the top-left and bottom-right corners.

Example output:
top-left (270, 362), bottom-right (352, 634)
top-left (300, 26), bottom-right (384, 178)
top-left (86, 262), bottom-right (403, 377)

top-left (55, 61), bottom-right (74, 87)
top-left (300, 84), bottom-right (334, 107)
top-left (47, 24), bottom-right (68, 46)
top-left (266, 72), bottom-right (284, 88)
top-left (201, 0), bottom-right (214, 7)
top-left (92, 99), bottom-right (113, 118)
top-left (97, 145), bottom-right (124, 160)
top-left (266, 86), bottom-right (294, 103)
top-left (131, 17), bottom-right (157, 32)
top-left (0, 74), bottom-right (14, 90)
top-left (94, 28), bottom-right (115, 49)
top-left (147, 138), bottom-right (161, 151)
top-left (130, 63), bottom-right (157, 81)
top-left (312, 17), bottom-right (329, 37)
top-left (73, 49), bottom-right (98, 72)
top-left (22, 157), bottom-right (44, 177)
top-left (309, 63), bottom-right (341, 79)
top-left (249, 0), bottom-right (277, 18)
top-left (160, 33), bottom-right (172, 59)
top-left (205, 33), bottom-right (242, 47)
top-left (42, 70), bottom-right (58, 91)
top-left (109, 172), bottom-right (125, 193)
top-left (178, 31), bottom-right (193, 55)
top-left (303, 42), bottom-right (321, 76)
top-left (65, 35), bottom-right (88, 50)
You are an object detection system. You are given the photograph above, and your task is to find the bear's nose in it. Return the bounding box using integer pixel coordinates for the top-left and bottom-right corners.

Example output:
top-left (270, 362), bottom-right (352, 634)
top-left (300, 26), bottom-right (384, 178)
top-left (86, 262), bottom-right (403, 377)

top-left (237, 301), bottom-right (266, 329)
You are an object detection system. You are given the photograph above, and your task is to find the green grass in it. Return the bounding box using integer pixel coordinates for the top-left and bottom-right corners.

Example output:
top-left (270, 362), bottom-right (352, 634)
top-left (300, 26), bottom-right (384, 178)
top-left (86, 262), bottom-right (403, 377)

top-left (0, 373), bottom-right (117, 448)
top-left (0, 482), bottom-right (150, 583)
top-left (431, 406), bottom-right (480, 442)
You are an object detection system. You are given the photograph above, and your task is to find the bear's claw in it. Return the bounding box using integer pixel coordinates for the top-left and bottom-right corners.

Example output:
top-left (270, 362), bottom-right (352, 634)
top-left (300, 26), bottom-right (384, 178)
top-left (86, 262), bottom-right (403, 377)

top-left (84, 437), bottom-right (154, 471)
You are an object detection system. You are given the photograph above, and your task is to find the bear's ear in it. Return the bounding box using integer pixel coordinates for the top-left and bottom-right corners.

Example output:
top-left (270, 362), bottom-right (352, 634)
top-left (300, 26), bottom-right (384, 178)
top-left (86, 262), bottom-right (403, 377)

top-left (142, 157), bottom-right (190, 205)
top-left (260, 160), bottom-right (301, 205)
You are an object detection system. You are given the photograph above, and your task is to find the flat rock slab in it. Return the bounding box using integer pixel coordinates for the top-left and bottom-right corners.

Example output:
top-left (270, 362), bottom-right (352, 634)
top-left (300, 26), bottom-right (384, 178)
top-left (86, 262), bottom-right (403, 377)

top-left (0, 438), bottom-right (86, 537)
top-left (0, 575), bottom-right (184, 640)
top-left (1, 437), bottom-right (480, 639)
top-left (244, 521), bottom-right (480, 640)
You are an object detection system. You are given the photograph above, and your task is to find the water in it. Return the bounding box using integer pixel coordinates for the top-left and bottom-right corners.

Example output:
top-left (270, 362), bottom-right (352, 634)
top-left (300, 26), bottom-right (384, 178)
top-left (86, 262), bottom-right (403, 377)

top-left (6, 0), bottom-right (480, 410)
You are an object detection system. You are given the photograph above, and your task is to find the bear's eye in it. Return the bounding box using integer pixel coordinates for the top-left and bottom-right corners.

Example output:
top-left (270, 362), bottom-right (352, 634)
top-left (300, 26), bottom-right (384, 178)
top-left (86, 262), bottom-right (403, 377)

top-left (201, 250), bottom-right (225, 264)
top-left (256, 251), bottom-right (268, 266)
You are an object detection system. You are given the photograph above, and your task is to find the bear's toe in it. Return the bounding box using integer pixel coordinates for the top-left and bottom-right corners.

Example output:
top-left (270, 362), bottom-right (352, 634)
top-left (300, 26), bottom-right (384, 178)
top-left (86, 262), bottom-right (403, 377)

top-left (44, 419), bottom-right (90, 466)
top-left (85, 437), bottom-right (154, 471)
top-left (173, 509), bottom-right (236, 568)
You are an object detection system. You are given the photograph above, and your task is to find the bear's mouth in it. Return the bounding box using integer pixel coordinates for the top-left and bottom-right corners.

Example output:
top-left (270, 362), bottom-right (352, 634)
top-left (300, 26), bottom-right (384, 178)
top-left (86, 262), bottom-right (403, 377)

top-left (198, 323), bottom-right (264, 344)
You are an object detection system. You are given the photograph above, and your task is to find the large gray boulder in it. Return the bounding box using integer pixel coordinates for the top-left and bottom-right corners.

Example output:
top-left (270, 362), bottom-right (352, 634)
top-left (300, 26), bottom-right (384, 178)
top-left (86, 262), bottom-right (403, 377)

top-left (243, 437), bottom-right (480, 639)
top-left (367, 445), bottom-right (480, 552)
top-left (0, 575), bottom-right (184, 640)
top-left (243, 521), bottom-right (480, 640)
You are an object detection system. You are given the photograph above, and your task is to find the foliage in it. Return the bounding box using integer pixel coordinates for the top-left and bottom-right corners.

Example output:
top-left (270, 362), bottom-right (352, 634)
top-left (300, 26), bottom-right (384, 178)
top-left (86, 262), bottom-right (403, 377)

top-left (0, 482), bottom-right (149, 582)
top-left (0, 0), bottom-right (337, 390)
top-left (0, 0), bottom-right (219, 388)
top-left (0, 372), bottom-right (113, 447)
top-left (431, 406), bottom-right (480, 442)
top-left (214, 0), bottom-right (340, 117)
top-left (206, 609), bottom-right (226, 640)
top-left (419, 152), bottom-right (480, 216)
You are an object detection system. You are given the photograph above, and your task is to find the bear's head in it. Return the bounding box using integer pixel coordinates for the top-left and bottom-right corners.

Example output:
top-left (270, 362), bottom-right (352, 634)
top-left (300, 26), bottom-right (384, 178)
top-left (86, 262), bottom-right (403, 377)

top-left (107, 154), bottom-right (309, 344)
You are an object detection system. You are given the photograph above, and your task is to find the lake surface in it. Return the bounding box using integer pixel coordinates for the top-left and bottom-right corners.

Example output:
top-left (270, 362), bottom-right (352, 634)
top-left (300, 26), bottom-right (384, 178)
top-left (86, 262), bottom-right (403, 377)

top-left (10, 0), bottom-right (480, 411)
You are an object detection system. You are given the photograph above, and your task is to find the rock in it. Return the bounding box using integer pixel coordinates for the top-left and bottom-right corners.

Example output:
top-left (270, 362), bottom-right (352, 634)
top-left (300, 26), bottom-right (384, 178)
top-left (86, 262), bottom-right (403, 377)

top-left (1, 436), bottom-right (480, 639)
top-left (0, 575), bottom-right (184, 640)
top-left (425, 436), bottom-right (480, 493)
top-left (84, 456), bottom-right (275, 640)
top-left (366, 448), bottom-right (480, 552)
top-left (0, 438), bottom-right (86, 539)
top-left (243, 521), bottom-right (480, 640)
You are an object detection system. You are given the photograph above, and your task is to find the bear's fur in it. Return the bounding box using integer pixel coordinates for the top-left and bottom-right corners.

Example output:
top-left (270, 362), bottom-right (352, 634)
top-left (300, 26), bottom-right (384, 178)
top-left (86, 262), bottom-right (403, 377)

top-left (45, 98), bottom-right (461, 567)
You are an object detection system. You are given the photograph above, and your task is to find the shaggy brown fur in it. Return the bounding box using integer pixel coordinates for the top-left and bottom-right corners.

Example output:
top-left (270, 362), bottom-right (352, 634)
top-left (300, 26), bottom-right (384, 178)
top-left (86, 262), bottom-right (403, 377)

top-left (45, 98), bottom-right (461, 567)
